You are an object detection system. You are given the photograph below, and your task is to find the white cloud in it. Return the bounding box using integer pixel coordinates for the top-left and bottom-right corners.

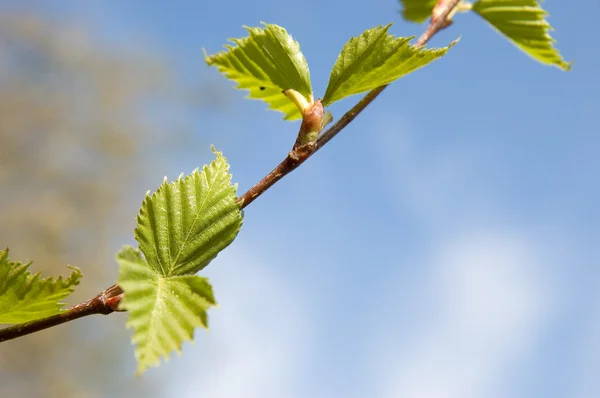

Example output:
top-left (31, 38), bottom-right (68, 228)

top-left (372, 229), bottom-right (555, 398)
top-left (363, 110), bottom-right (563, 398)
top-left (571, 286), bottom-right (600, 398)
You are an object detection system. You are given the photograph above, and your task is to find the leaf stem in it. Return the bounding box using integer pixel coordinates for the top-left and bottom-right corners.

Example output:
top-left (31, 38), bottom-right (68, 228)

top-left (0, 0), bottom-right (460, 342)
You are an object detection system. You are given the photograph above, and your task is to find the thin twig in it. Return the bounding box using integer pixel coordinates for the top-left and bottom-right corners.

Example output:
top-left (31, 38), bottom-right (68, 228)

top-left (0, 0), bottom-right (460, 343)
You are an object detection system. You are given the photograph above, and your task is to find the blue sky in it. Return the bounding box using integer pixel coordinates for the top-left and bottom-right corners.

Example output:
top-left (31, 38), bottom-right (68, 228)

top-left (5, 1), bottom-right (600, 397)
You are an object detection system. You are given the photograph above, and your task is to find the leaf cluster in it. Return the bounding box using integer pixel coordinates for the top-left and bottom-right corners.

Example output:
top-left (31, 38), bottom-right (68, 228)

top-left (117, 148), bottom-right (243, 373)
top-left (206, 22), bottom-right (453, 119)
top-left (399, 0), bottom-right (571, 70)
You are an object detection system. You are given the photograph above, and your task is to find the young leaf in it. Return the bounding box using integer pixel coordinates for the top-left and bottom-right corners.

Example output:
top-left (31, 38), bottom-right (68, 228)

top-left (471, 0), bottom-right (571, 70)
top-left (117, 246), bottom-right (216, 374)
top-left (0, 248), bottom-right (81, 324)
top-left (399, 0), bottom-right (438, 23)
top-left (322, 24), bottom-right (454, 106)
top-left (134, 148), bottom-right (243, 277)
top-left (205, 23), bottom-right (313, 120)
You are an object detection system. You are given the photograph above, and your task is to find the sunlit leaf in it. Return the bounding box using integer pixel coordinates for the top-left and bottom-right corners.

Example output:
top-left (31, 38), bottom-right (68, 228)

top-left (472, 0), bottom-right (571, 70)
top-left (399, 0), bottom-right (438, 23)
top-left (134, 147), bottom-right (243, 277)
top-left (205, 23), bottom-right (313, 120)
top-left (0, 248), bottom-right (81, 324)
top-left (323, 24), bottom-right (454, 106)
top-left (117, 246), bottom-right (216, 374)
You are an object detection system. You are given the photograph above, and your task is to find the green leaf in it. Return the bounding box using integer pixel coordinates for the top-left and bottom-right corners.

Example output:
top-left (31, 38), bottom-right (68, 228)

top-left (322, 24), bottom-right (454, 106)
top-left (135, 148), bottom-right (243, 277)
top-left (472, 0), bottom-right (571, 70)
top-left (119, 149), bottom-right (242, 373)
top-left (205, 23), bottom-right (313, 120)
top-left (117, 246), bottom-right (216, 374)
top-left (0, 248), bottom-right (81, 324)
top-left (399, 0), bottom-right (438, 23)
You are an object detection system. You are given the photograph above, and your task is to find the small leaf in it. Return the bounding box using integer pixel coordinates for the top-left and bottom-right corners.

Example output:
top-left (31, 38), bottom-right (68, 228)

top-left (117, 246), bottom-right (216, 374)
top-left (0, 248), bottom-right (81, 324)
top-left (472, 0), bottom-right (571, 70)
top-left (399, 0), bottom-right (438, 23)
top-left (321, 110), bottom-right (333, 130)
top-left (323, 24), bottom-right (454, 106)
top-left (134, 148), bottom-right (243, 277)
top-left (205, 23), bottom-right (313, 120)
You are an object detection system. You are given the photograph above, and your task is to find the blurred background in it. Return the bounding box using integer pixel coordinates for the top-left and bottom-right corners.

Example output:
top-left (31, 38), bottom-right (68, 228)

top-left (0, 1), bottom-right (598, 397)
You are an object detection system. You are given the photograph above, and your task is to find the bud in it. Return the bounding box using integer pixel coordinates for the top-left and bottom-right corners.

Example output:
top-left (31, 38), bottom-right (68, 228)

top-left (296, 99), bottom-right (324, 147)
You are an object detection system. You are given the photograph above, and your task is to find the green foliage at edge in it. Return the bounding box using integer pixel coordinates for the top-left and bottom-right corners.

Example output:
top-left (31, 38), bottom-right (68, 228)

top-left (0, 248), bottom-right (81, 324)
top-left (471, 0), bottom-right (571, 70)
top-left (322, 24), bottom-right (454, 106)
top-left (205, 23), bottom-right (313, 120)
top-left (118, 148), bottom-right (243, 373)
top-left (399, 0), bottom-right (438, 23)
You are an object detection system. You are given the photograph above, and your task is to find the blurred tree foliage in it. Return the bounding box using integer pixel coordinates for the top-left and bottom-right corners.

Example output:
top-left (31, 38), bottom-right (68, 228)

top-left (0, 10), bottom-right (200, 397)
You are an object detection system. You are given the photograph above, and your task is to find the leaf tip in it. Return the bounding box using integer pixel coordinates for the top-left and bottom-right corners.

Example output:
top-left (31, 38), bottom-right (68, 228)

top-left (210, 145), bottom-right (226, 163)
top-left (65, 265), bottom-right (83, 282)
top-left (448, 37), bottom-right (460, 48)
top-left (135, 366), bottom-right (146, 377)
top-left (560, 59), bottom-right (573, 72)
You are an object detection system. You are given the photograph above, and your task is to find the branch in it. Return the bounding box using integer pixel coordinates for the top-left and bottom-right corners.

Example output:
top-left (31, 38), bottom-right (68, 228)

top-left (0, 284), bottom-right (123, 343)
top-left (0, 0), bottom-right (460, 342)
top-left (238, 0), bottom-right (460, 207)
